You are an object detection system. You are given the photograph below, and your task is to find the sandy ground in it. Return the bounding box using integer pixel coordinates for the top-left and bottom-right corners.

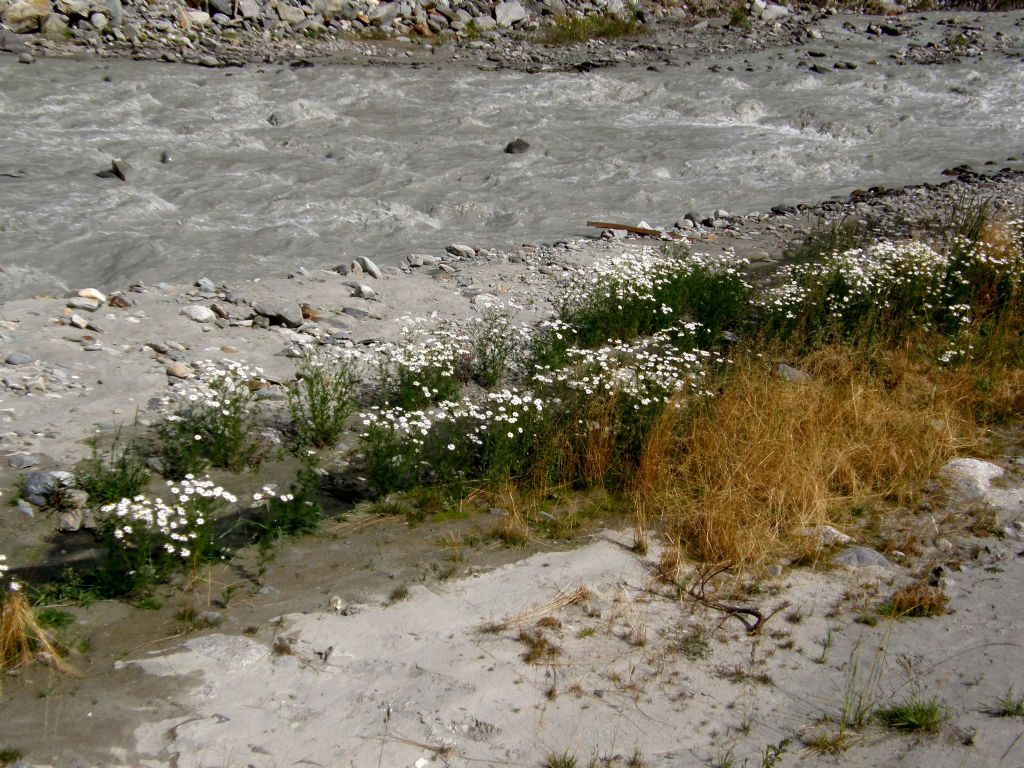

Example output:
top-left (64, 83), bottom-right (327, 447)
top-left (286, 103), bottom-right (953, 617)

top-left (95, 462), bottom-right (1024, 767)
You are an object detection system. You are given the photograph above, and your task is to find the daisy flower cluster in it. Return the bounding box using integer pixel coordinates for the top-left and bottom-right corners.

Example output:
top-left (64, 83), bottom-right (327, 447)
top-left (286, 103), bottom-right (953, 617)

top-left (0, 553), bottom-right (15, 593)
top-left (758, 230), bottom-right (1024, 353)
top-left (98, 475), bottom-right (236, 587)
top-left (370, 316), bottom-right (472, 408)
top-left (535, 323), bottom-right (722, 407)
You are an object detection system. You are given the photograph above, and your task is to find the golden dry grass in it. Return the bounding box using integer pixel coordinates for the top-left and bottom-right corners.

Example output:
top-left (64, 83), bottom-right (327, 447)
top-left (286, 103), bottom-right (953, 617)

top-left (644, 351), bottom-right (972, 565)
top-left (1, 590), bottom-right (76, 694)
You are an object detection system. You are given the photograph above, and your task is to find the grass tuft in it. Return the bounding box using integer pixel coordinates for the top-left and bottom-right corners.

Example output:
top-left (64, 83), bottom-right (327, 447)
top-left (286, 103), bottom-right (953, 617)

top-left (983, 688), bottom-right (1024, 718)
top-left (876, 695), bottom-right (947, 732)
top-left (879, 584), bottom-right (949, 618)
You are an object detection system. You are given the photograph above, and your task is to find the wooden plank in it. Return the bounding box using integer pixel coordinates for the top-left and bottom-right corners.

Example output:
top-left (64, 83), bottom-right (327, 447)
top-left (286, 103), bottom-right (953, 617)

top-left (586, 220), bottom-right (665, 237)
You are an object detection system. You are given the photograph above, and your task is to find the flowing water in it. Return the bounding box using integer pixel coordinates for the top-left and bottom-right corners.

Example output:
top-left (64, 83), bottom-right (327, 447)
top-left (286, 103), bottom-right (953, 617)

top-left (1, 16), bottom-right (1022, 300)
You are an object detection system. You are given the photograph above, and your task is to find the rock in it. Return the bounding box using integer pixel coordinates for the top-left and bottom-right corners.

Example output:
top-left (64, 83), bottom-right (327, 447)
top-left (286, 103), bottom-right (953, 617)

top-left (760, 2), bottom-right (789, 20)
top-left (208, 0), bottom-right (232, 15)
top-left (238, 0), bottom-right (261, 18)
top-left (187, 10), bottom-right (211, 24)
top-left (105, 0), bottom-right (122, 26)
top-left (79, 287), bottom-right (107, 303)
top-left (17, 52), bottom-right (33, 65)
top-left (200, 611), bottom-right (224, 626)
top-left (351, 284), bottom-right (377, 300)
top-left (0, 30), bottom-right (30, 53)
top-left (494, 0), bottom-right (527, 26)
top-left (90, 11), bottom-right (108, 29)
top-left (776, 363), bottom-right (810, 383)
top-left (23, 470), bottom-right (74, 503)
top-left (353, 256), bottom-right (383, 280)
top-left (181, 305), bottom-right (216, 323)
top-left (253, 300), bottom-right (303, 328)
top-left (67, 297), bottom-right (100, 311)
top-left (5, 352), bottom-right (34, 366)
top-left (504, 137), bottom-right (529, 154)
top-left (95, 158), bottom-right (130, 182)
top-left (58, 508), bottom-right (84, 532)
top-left (8, 453), bottom-right (39, 469)
top-left (446, 243), bottom-right (476, 259)
top-left (939, 458), bottom-right (1003, 499)
top-left (749, 0), bottom-right (767, 16)
top-left (277, 4), bottom-right (306, 24)
top-left (833, 546), bottom-right (893, 568)
top-left (166, 362), bottom-right (194, 379)
top-left (796, 524), bottom-right (852, 547)
top-left (2, 0), bottom-right (51, 33)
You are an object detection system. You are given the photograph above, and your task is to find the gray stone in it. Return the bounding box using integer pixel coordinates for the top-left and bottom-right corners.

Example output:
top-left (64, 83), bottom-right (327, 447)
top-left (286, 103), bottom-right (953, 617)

top-left (368, 1), bottom-right (398, 24)
top-left (2, 0), bottom-right (51, 33)
top-left (67, 297), bottom-right (101, 311)
top-left (58, 508), bottom-right (84, 532)
top-left (208, 0), bottom-right (232, 15)
top-left (90, 10), bottom-right (107, 28)
top-left (277, 3), bottom-right (306, 24)
top-left (181, 305), bottom-right (216, 323)
top-left (796, 524), bottom-right (852, 547)
top-left (760, 2), bottom-right (789, 20)
top-left (0, 30), bottom-right (30, 53)
top-left (238, 0), bottom-right (262, 18)
top-left (105, 0), bottom-right (122, 25)
top-left (939, 458), bottom-right (1004, 500)
top-left (776, 363), bottom-right (810, 384)
top-left (24, 470), bottom-right (74, 502)
top-left (833, 546), bottom-right (894, 568)
top-left (5, 352), bottom-right (34, 366)
top-left (504, 137), bottom-right (529, 154)
top-left (253, 300), bottom-right (303, 328)
top-left (494, 0), bottom-right (526, 26)
top-left (353, 256), bottom-right (383, 280)
top-left (200, 610), bottom-right (225, 626)
top-left (8, 453), bottom-right (40, 469)
top-left (446, 243), bottom-right (476, 259)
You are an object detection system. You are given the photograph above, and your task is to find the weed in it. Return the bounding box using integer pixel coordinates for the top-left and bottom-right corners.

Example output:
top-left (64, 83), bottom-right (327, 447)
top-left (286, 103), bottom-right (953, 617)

top-left (34, 608), bottom-right (74, 631)
top-left (760, 739), bottom-right (790, 768)
top-left (248, 469), bottom-right (323, 545)
top-left (879, 584), bottom-right (948, 618)
top-left (75, 430), bottom-right (148, 506)
top-left (674, 625), bottom-right (712, 661)
top-left (0, 748), bottom-right (24, 766)
top-left (539, 13), bottom-right (641, 45)
top-left (813, 627), bottom-right (834, 665)
top-left (983, 688), bottom-right (1024, 718)
top-left (541, 751), bottom-right (577, 768)
top-left (387, 585), bottom-right (409, 605)
top-left (469, 306), bottom-right (523, 388)
top-left (518, 628), bottom-right (561, 664)
top-left (288, 349), bottom-right (360, 449)
top-left (876, 695), bottom-right (947, 732)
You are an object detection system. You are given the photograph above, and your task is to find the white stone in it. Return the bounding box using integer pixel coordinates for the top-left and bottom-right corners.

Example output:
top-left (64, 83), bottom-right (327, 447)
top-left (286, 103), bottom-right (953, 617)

top-left (181, 305), bottom-right (216, 323)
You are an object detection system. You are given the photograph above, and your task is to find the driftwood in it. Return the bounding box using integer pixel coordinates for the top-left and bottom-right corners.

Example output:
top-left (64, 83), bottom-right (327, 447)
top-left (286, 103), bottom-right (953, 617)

top-left (684, 563), bottom-right (790, 635)
top-left (586, 220), bottom-right (668, 238)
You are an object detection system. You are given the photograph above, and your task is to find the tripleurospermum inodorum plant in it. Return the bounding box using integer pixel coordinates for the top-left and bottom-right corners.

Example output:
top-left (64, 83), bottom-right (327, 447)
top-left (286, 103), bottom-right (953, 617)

top-left (159, 359), bottom-right (266, 478)
top-left (288, 349), bottom-right (361, 449)
top-left (96, 475), bottom-right (237, 595)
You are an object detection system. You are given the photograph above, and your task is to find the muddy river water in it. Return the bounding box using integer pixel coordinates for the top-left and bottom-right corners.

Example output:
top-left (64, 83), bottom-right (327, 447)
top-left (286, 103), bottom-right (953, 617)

top-left (1, 13), bottom-right (1022, 300)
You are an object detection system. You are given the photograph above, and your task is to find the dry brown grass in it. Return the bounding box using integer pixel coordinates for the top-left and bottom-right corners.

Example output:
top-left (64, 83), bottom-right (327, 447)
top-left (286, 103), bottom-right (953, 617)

top-left (880, 583), bottom-right (949, 618)
top-left (645, 351), bottom-right (971, 565)
top-left (1, 590), bottom-right (76, 693)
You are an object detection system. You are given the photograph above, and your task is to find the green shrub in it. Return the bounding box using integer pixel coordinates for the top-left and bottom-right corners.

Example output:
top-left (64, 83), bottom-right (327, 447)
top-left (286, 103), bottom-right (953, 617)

top-left (288, 349), bottom-right (361, 449)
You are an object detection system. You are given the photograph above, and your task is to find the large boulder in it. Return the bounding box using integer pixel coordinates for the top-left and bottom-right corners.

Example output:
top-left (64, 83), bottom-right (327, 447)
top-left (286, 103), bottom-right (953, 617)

top-left (237, 0), bottom-right (262, 17)
top-left (494, 0), bottom-right (526, 26)
top-left (3, 0), bottom-right (52, 33)
top-left (276, 3), bottom-right (306, 24)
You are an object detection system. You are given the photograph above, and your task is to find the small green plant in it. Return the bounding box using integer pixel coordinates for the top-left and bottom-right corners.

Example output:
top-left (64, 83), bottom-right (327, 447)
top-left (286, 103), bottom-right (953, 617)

top-left (728, 4), bottom-right (751, 29)
top-left (248, 471), bottom-right (323, 552)
top-left (0, 747), bottom-right (25, 766)
top-left (469, 307), bottom-right (521, 388)
top-left (759, 739), bottom-right (790, 768)
top-left (813, 627), bottom-right (834, 665)
top-left (675, 625), bottom-right (712, 661)
top-left (288, 349), bottom-right (360, 449)
top-left (34, 607), bottom-right (74, 630)
top-left (983, 688), bottom-right (1024, 718)
top-left (876, 695), bottom-right (947, 732)
top-left (75, 430), bottom-right (149, 506)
